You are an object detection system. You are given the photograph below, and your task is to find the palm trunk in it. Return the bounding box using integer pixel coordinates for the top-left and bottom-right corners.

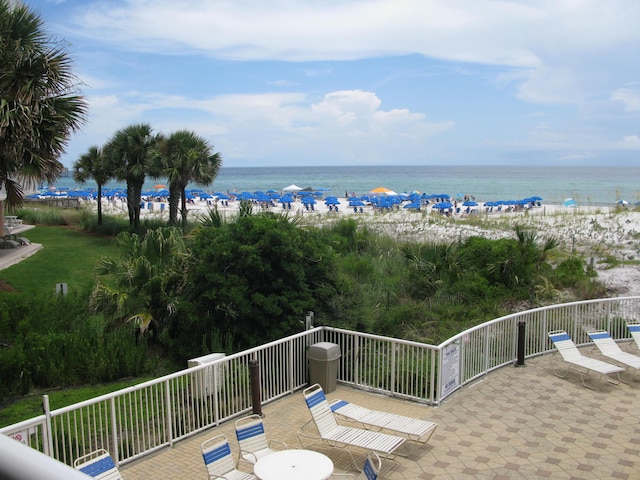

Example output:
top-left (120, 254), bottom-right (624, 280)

top-left (180, 188), bottom-right (188, 230)
top-left (168, 185), bottom-right (181, 226)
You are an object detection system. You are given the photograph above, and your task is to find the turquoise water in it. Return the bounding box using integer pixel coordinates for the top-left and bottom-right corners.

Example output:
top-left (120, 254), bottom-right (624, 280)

top-left (57, 165), bottom-right (640, 206)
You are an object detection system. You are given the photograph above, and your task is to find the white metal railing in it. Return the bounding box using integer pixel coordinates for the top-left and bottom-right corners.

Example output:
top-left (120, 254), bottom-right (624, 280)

top-left (1, 296), bottom-right (638, 476)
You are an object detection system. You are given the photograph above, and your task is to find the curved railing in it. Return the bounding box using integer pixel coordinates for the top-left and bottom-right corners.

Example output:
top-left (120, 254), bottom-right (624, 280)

top-left (1, 296), bottom-right (638, 476)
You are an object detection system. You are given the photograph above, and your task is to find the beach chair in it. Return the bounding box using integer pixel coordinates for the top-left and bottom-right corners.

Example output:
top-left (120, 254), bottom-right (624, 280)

top-left (587, 330), bottom-right (640, 378)
top-left (298, 383), bottom-right (405, 470)
top-left (201, 434), bottom-right (256, 480)
top-left (331, 451), bottom-right (382, 480)
top-left (73, 448), bottom-right (123, 480)
top-left (329, 399), bottom-right (437, 443)
top-left (548, 330), bottom-right (624, 388)
top-left (627, 322), bottom-right (640, 351)
top-left (234, 414), bottom-right (287, 465)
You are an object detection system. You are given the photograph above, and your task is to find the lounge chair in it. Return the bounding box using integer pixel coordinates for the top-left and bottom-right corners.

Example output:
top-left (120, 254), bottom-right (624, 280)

top-left (548, 330), bottom-right (624, 388)
top-left (332, 451), bottom-right (382, 480)
top-left (201, 434), bottom-right (256, 480)
top-left (298, 383), bottom-right (405, 470)
top-left (73, 448), bottom-right (123, 479)
top-left (234, 414), bottom-right (287, 465)
top-left (329, 399), bottom-right (437, 443)
top-left (627, 322), bottom-right (640, 351)
top-left (587, 330), bottom-right (640, 377)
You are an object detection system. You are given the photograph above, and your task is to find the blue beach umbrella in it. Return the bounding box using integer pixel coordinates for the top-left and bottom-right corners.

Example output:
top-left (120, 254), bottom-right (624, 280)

top-left (462, 201), bottom-right (478, 207)
top-left (403, 202), bottom-right (421, 210)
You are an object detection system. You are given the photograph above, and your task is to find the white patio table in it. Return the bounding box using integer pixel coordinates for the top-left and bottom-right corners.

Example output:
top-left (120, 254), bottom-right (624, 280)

top-left (253, 449), bottom-right (334, 480)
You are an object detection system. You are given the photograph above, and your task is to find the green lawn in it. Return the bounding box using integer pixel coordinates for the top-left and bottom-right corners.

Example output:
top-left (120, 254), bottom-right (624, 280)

top-left (0, 226), bottom-right (116, 293)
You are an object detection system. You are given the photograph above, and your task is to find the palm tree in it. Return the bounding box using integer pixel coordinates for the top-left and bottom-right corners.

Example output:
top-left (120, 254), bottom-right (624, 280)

top-left (90, 228), bottom-right (189, 337)
top-left (153, 130), bottom-right (222, 228)
top-left (0, 0), bottom-right (87, 227)
top-left (73, 146), bottom-right (111, 225)
top-left (104, 124), bottom-right (155, 230)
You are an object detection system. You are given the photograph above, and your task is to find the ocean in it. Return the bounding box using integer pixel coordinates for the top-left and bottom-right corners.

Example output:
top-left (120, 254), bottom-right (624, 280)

top-left (56, 165), bottom-right (639, 206)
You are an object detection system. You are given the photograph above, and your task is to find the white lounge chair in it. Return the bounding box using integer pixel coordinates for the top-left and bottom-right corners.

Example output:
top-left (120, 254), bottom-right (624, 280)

top-left (234, 414), bottom-right (287, 465)
top-left (74, 448), bottom-right (123, 480)
top-left (627, 322), bottom-right (640, 351)
top-left (329, 399), bottom-right (437, 443)
top-left (548, 330), bottom-right (624, 388)
top-left (298, 383), bottom-right (405, 470)
top-left (201, 434), bottom-right (256, 480)
top-left (587, 330), bottom-right (640, 377)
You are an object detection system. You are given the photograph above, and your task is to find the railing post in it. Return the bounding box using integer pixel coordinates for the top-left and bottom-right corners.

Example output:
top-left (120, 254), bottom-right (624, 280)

top-left (42, 395), bottom-right (53, 457)
top-left (165, 379), bottom-right (174, 446)
top-left (515, 321), bottom-right (526, 367)
top-left (249, 360), bottom-right (263, 416)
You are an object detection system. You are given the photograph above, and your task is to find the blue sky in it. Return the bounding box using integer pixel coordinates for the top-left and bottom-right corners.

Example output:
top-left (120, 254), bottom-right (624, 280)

top-left (29, 0), bottom-right (640, 168)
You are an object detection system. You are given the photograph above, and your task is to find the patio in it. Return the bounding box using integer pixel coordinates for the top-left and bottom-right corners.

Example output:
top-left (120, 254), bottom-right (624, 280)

top-left (121, 352), bottom-right (640, 479)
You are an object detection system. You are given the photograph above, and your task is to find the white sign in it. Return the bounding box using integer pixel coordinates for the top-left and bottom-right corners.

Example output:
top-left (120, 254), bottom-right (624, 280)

top-left (11, 430), bottom-right (29, 445)
top-left (440, 341), bottom-right (461, 399)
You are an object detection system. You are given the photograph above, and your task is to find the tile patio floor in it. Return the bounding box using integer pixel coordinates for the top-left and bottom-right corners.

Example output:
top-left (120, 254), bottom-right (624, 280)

top-left (120, 351), bottom-right (640, 479)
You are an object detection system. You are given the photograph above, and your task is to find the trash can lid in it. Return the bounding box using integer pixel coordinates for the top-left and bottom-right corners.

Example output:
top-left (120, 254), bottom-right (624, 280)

top-left (308, 342), bottom-right (341, 361)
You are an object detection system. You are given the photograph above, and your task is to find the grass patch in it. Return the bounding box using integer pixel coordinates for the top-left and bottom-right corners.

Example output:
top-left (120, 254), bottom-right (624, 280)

top-left (0, 226), bottom-right (116, 293)
top-left (0, 378), bottom-right (153, 427)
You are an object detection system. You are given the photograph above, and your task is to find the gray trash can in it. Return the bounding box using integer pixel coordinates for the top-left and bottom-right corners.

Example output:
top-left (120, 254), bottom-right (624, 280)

top-left (308, 342), bottom-right (341, 393)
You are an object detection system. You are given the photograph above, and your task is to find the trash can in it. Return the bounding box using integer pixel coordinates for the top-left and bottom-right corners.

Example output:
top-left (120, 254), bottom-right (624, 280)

top-left (308, 342), bottom-right (341, 393)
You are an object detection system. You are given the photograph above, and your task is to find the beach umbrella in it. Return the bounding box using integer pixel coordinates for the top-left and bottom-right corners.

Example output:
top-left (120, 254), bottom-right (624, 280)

top-left (324, 197), bottom-right (340, 205)
top-left (301, 196), bottom-right (316, 205)
top-left (349, 200), bottom-right (365, 207)
top-left (153, 184), bottom-right (167, 189)
top-left (282, 184), bottom-right (302, 192)
top-left (236, 192), bottom-right (255, 200)
top-left (370, 186), bottom-right (398, 196)
top-left (403, 202), bottom-right (421, 210)
top-left (562, 198), bottom-right (577, 208)
top-left (462, 201), bottom-right (478, 207)
top-left (616, 199), bottom-right (629, 205)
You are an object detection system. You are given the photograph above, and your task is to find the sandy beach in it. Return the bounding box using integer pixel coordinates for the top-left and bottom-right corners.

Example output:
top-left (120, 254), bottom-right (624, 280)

top-left (91, 195), bottom-right (640, 297)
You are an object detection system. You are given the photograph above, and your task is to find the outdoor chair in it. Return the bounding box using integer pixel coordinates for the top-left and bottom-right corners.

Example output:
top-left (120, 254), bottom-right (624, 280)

top-left (329, 398), bottom-right (437, 443)
top-left (234, 414), bottom-right (287, 465)
top-left (627, 322), bottom-right (640, 351)
top-left (298, 383), bottom-right (405, 470)
top-left (73, 448), bottom-right (123, 480)
top-left (548, 330), bottom-right (624, 388)
top-left (587, 330), bottom-right (640, 378)
top-left (201, 434), bottom-right (256, 480)
top-left (331, 451), bottom-right (382, 480)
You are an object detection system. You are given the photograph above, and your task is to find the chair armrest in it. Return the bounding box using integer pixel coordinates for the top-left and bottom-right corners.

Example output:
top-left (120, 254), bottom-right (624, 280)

top-left (268, 439), bottom-right (288, 450)
top-left (239, 449), bottom-right (258, 463)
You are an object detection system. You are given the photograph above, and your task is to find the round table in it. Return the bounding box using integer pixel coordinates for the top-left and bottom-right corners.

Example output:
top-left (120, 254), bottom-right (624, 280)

top-left (253, 449), bottom-right (334, 480)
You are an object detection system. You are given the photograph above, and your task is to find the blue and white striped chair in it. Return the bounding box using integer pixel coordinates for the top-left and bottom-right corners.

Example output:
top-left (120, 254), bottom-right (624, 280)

top-left (73, 449), bottom-right (123, 479)
top-left (627, 322), bottom-right (640, 351)
top-left (548, 330), bottom-right (624, 387)
top-left (201, 434), bottom-right (255, 480)
top-left (332, 451), bottom-right (382, 480)
top-left (234, 414), bottom-right (287, 465)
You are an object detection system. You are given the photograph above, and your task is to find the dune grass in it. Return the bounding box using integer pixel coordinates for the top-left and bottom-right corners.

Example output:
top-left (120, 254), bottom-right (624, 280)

top-left (0, 226), bottom-right (116, 293)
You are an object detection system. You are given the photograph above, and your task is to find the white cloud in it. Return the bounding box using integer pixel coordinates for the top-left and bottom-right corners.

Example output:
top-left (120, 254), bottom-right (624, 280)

top-left (65, 88), bottom-right (453, 166)
top-left (612, 87), bottom-right (640, 111)
top-left (620, 135), bottom-right (640, 149)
